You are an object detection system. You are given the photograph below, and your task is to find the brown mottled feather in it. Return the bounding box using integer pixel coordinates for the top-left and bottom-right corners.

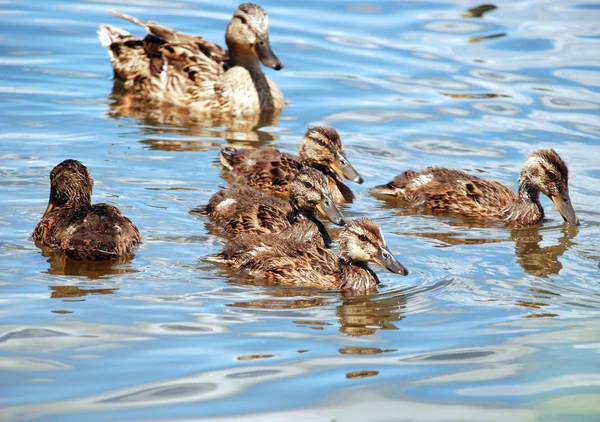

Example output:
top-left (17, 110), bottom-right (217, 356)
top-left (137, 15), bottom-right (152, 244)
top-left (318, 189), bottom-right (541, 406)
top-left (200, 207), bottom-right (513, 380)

top-left (219, 127), bottom-right (360, 203)
top-left (33, 160), bottom-right (141, 261)
top-left (98, 4), bottom-right (284, 115)
top-left (372, 149), bottom-right (577, 226)
top-left (211, 218), bottom-right (407, 294)
top-left (204, 168), bottom-right (344, 246)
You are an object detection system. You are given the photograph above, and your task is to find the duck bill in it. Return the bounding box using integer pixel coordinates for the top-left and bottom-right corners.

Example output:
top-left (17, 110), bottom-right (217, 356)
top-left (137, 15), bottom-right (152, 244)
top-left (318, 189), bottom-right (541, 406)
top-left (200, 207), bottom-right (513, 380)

top-left (373, 246), bottom-right (409, 276)
top-left (550, 193), bottom-right (579, 225)
top-left (316, 194), bottom-right (346, 226)
top-left (255, 39), bottom-right (284, 70)
top-left (42, 202), bottom-right (54, 218)
top-left (330, 152), bottom-right (364, 184)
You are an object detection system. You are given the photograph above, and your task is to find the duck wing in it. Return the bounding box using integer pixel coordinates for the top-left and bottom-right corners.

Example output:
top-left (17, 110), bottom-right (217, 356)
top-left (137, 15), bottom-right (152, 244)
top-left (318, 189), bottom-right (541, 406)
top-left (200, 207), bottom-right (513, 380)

top-left (99, 11), bottom-right (227, 107)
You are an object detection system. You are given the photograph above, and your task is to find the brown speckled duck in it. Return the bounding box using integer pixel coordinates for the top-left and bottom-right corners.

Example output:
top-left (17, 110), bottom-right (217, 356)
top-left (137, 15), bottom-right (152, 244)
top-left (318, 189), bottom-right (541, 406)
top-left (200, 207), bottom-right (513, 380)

top-left (98, 3), bottom-right (284, 115)
top-left (372, 149), bottom-right (578, 226)
top-left (203, 167), bottom-right (345, 246)
top-left (220, 126), bottom-right (363, 203)
top-left (33, 160), bottom-right (141, 261)
top-left (211, 218), bottom-right (408, 294)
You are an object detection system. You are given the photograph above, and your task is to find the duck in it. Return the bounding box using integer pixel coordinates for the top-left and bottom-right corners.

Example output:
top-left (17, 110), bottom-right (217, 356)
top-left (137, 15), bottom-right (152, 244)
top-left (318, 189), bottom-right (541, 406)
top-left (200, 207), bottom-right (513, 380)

top-left (98, 3), bottom-right (285, 115)
top-left (202, 167), bottom-right (346, 246)
top-left (33, 160), bottom-right (141, 261)
top-left (220, 126), bottom-right (363, 203)
top-left (371, 149), bottom-right (578, 226)
top-left (211, 218), bottom-right (408, 294)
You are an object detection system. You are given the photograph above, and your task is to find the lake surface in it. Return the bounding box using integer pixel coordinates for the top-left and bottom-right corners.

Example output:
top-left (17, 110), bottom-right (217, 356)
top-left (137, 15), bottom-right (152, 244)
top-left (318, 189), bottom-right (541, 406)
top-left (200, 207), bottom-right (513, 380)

top-left (1, 0), bottom-right (600, 420)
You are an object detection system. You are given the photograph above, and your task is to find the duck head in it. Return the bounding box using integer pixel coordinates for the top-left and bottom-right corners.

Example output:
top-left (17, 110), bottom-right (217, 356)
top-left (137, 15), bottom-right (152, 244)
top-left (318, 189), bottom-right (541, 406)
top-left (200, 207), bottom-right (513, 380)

top-left (288, 167), bottom-right (346, 226)
top-left (44, 159), bottom-right (93, 217)
top-left (226, 3), bottom-right (283, 70)
top-left (298, 126), bottom-right (364, 184)
top-left (339, 218), bottom-right (408, 275)
top-left (519, 149), bottom-right (578, 225)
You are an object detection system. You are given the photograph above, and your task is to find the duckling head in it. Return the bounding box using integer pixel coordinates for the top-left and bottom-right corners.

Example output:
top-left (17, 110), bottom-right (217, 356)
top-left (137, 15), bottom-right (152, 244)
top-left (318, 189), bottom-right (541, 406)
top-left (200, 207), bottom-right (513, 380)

top-left (226, 3), bottom-right (283, 70)
top-left (288, 167), bottom-right (345, 226)
top-left (298, 126), bottom-right (364, 184)
top-left (339, 218), bottom-right (408, 275)
top-left (519, 149), bottom-right (578, 225)
top-left (44, 159), bottom-right (93, 216)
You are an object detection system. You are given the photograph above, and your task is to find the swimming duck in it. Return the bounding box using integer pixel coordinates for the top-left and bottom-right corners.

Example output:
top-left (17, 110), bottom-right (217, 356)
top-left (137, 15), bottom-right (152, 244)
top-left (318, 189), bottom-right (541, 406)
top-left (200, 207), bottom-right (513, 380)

top-left (98, 3), bottom-right (284, 115)
top-left (33, 160), bottom-right (141, 261)
top-left (212, 218), bottom-right (408, 294)
top-left (203, 167), bottom-right (345, 246)
top-left (372, 149), bottom-right (578, 225)
top-left (220, 126), bottom-right (363, 203)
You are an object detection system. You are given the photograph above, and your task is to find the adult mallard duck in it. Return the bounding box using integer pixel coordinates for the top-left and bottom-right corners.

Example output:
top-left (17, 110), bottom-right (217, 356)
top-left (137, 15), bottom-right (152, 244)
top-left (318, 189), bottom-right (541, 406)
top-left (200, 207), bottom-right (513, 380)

top-left (33, 160), bottom-right (141, 261)
top-left (211, 218), bottom-right (408, 294)
top-left (202, 167), bottom-right (345, 246)
top-left (220, 126), bottom-right (363, 203)
top-left (372, 149), bottom-right (578, 225)
top-left (98, 3), bottom-right (284, 115)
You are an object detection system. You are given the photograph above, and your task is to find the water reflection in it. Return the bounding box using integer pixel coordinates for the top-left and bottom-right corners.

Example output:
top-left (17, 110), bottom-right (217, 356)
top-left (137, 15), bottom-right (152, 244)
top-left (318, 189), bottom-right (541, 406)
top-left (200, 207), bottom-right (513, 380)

top-left (400, 224), bottom-right (578, 278)
top-left (44, 253), bottom-right (138, 279)
top-left (229, 288), bottom-right (407, 337)
top-left (108, 88), bottom-right (281, 144)
top-left (49, 285), bottom-right (118, 299)
top-left (513, 225), bottom-right (578, 278)
top-left (462, 4), bottom-right (498, 19)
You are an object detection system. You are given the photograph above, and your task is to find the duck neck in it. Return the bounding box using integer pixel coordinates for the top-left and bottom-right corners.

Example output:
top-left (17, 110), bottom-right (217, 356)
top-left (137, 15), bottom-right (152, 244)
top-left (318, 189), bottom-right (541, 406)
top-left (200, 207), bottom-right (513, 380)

top-left (289, 209), bottom-right (332, 247)
top-left (501, 180), bottom-right (543, 223)
top-left (339, 259), bottom-right (379, 293)
top-left (229, 51), bottom-right (272, 107)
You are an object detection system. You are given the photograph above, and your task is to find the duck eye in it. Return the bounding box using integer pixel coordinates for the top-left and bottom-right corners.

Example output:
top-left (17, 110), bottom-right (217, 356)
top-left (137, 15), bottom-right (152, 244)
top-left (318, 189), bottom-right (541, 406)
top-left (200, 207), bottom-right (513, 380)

top-left (547, 172), bottom-right (557, 182)
top-left (305, 182), bottom-right (313, 189)
top-left (359, 234), bottom-right (368, 242)
top-left (238, 16), bottom-right (247, 24)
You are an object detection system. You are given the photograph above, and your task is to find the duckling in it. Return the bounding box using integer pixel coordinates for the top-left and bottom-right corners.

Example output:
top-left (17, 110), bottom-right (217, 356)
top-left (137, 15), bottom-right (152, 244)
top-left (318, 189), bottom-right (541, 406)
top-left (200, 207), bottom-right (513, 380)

top-left (33, 160), bottom-right (141, 261)
top-left (204, 167), bottom-right (345, 246)
top-left (220, 126), bottom-right (363, 203)
top-left (98, 3), bottom-right (284, 115)
top-left (212, 218), bottom-right (408, 294)
top-left (372, 149), bottom-right (578, 225)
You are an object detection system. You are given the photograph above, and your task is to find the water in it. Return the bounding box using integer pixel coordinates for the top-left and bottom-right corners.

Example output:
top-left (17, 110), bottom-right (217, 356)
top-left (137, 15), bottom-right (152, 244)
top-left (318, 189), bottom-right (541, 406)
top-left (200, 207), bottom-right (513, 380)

top-left (1, 0), bottom-right (600, 420)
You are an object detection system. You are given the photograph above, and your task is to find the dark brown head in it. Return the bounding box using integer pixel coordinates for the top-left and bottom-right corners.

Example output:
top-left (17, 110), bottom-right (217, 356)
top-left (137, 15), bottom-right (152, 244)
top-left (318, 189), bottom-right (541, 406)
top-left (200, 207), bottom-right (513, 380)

top-left (339, 218), bottom-right (408, 275)
top-left (226, 3), bottom-right (283, 70)
top-left (44, 159), bottom-right (93, 216)
top-left (519, 149), bottom-right (578, 225)
top-left (298, 127), bottom-right (364, 184)
top-left (288, 167), bottom-right (345, 226)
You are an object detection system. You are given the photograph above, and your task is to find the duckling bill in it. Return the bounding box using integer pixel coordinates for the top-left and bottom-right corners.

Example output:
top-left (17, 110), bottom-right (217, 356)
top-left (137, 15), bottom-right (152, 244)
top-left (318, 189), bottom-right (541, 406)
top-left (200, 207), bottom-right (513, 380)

top-left (33, 160), bottom-right (141, 261)
top-left (372, 149), bottom-right (578, 226)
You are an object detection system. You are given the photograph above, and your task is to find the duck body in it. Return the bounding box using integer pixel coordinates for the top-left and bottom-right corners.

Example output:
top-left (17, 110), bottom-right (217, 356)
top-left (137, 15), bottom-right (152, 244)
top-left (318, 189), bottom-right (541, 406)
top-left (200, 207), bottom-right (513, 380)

top-left (216, 234), bottom-right (374, 293)
top-left (33, 160), bottom-right (141, 261)
top-left (220, 127), bottom-right (363, 204)
top-left (212, 218), bottom-right (408, 294)
top-left (203, 168), bottom-right (346, 246)
top-left (372, 149), bottom-right (578, 226)
top-left (205, 186), bottom-right (292, 236)
top-left (98, 4), bottom-right (284, 115)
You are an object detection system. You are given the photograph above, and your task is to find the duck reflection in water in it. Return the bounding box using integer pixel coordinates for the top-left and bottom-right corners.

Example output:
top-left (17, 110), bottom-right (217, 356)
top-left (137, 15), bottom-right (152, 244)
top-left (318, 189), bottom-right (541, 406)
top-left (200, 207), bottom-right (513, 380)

top-left (228, 287), bottom-right (407, 337)
top-left (44, 252), bottom-right (138, 279)
top-left (49, 285), bottom-right (119, 299)
top-left (108, 87), bottom-right (282, 146)
top-left (398, 222), bottom-right (578, 278)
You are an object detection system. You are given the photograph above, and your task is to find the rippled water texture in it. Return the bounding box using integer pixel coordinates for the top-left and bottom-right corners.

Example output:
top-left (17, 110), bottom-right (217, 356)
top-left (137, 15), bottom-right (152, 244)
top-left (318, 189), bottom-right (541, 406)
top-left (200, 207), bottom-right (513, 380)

top-left (2, 0), bottom-right (600, 420)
